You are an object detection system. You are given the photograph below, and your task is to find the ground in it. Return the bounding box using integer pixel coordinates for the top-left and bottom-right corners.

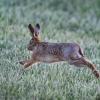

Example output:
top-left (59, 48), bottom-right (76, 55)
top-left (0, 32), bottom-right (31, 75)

top-left (0, 0), bottom-right (100, 100)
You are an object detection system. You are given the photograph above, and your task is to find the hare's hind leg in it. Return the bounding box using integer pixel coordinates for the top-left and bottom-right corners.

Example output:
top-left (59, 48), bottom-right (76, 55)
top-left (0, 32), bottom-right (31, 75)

top-left (19, 59), bottom-right (36, 68)
top-left (70, 57), bottom-right (100, 78)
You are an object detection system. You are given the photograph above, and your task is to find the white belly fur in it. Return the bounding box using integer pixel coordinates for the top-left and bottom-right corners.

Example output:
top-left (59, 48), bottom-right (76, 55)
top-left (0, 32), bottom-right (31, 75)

top-left (37, 55), bottom-right (60, 63)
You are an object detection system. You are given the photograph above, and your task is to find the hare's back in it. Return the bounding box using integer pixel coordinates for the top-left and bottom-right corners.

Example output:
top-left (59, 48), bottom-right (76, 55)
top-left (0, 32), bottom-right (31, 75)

top-left (43, 42), bottom-right (78, 51)
top-left (37, 42), bottom-right (78, 54)
top-left (35, 42), bottom-right (79, 62)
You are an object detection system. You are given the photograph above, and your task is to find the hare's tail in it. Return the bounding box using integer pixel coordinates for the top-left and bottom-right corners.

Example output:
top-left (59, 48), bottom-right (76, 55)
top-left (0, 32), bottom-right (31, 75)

top-left (79, 47), bottom-right (84, 57)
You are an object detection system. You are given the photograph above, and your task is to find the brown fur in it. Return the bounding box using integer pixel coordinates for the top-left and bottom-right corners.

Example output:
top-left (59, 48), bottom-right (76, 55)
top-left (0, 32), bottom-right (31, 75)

top-left (19, 24), bottom-right (100, 78)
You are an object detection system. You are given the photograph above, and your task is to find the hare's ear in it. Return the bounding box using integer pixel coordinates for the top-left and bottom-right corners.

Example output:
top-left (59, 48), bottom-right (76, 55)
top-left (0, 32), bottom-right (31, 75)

top-left (34, 23), bottom-right (40, 37)
top-left (35, 23), bottom-right (40, 30)
top-left (28, 24), bottom-right (34, 37)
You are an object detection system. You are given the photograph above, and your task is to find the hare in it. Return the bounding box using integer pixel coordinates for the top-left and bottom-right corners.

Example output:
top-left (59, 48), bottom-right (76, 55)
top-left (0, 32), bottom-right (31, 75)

top-left (19, 23), bottom-right (100, 78)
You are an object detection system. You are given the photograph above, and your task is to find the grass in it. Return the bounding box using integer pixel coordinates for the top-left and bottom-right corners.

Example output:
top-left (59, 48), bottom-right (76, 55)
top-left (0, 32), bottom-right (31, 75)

top-left (0, 0), bottom-right (100, 99)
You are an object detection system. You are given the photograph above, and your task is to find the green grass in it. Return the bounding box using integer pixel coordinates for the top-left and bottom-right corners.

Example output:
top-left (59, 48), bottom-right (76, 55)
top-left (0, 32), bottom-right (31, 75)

top-left (0, 0), bottom-right (100, 100)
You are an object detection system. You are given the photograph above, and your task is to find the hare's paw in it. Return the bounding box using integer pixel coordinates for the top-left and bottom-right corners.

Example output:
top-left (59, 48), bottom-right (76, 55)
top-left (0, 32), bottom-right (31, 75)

top-left (19, 61), bottom-right (26, 65)
top-left (93, 70), bottom-right (100, 79)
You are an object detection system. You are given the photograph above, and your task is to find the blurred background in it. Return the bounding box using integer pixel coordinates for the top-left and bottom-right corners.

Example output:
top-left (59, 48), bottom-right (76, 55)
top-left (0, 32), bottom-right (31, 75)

top-left (1, 0), bottom-right (100, 35)
top-left (0, 0), bottom-right (100, 100)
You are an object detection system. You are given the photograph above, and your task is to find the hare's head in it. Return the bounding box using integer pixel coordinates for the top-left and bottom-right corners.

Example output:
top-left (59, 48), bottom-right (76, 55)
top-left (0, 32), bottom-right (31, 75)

top-left (27, 23), bottom-right (41, 51)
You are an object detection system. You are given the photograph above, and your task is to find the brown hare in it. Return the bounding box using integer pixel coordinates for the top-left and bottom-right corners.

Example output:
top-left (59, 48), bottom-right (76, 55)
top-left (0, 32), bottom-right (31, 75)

top-left (20, 23), bottom-right (100, 78)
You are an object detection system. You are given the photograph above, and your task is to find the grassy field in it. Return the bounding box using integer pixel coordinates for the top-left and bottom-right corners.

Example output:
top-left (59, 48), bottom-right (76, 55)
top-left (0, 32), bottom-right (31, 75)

top-left (0, 0), bottom-right (100, 99)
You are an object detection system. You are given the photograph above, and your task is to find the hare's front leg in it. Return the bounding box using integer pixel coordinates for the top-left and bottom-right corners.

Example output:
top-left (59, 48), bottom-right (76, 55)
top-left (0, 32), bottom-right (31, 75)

top-left (19, 59), bottom-right (36, 68)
